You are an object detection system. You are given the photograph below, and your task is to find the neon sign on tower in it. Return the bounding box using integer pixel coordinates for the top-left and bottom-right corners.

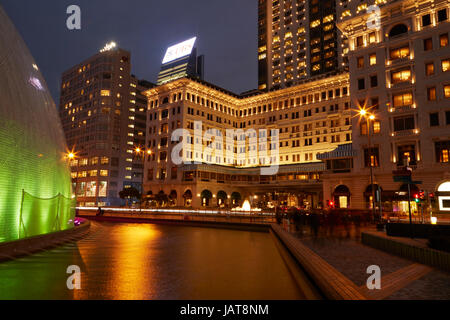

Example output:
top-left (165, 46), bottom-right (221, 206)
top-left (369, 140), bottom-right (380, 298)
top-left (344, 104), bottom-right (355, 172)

top-left (162, 37), bottom-right (197, 64)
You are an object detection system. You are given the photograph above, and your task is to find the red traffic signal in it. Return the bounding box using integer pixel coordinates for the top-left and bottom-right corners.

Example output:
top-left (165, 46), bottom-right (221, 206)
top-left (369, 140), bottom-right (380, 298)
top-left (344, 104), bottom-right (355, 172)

top-left (419, 190), bottom-right (425, 200)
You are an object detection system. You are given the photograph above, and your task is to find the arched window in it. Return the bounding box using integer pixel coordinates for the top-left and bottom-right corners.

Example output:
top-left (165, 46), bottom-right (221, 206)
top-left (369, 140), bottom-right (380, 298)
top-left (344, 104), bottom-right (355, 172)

top-left (437, 181), bottom-right (450, 192)
top-left (389, 24), bottom-right (408, 38)
top-left (333, 185), bottom-right (350, 208)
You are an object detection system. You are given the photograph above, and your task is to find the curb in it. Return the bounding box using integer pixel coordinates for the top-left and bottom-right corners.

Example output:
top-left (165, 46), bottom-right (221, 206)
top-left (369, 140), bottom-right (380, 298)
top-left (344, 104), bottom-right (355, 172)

top-left (0, 220), bottom-right (90, 262)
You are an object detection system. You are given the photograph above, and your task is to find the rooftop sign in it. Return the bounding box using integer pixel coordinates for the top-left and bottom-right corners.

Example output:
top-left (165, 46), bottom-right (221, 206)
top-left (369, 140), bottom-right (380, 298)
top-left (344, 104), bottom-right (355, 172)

top-left (162, 37), bottom-right (196, 64)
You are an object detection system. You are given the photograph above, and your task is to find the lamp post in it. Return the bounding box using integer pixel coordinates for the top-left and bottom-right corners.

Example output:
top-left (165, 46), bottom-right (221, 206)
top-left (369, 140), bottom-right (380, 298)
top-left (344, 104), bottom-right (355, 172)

top-left (135, 147), bottom-right (152, 213)
top-left (67, 152), bottom-right (76, 192)
top-left (360, 110), bottom-right (377, 223)
top-left (66, 151), bottom-right (79, 209)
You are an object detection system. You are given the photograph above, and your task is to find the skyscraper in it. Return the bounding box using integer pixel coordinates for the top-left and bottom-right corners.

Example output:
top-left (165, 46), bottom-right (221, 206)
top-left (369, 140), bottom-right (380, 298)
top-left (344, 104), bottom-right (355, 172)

top-left (157, 37), bottom-right (205, 86)
top-left (258, 0), bottom-right (347, 91)
top-left (59, 43), bottom-right (153, 207)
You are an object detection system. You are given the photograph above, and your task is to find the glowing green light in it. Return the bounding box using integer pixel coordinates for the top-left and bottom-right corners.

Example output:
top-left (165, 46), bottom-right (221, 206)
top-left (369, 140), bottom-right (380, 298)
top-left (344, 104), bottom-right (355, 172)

top-left (0, 6), bottom-right (74, 243)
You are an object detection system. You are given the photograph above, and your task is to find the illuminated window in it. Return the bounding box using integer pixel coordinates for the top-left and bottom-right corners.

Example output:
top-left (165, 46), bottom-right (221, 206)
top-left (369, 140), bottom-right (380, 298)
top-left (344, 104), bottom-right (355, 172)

top-left (100, 170), bottom-right (109, 177)
top-left (89, 170), bottom-right (97, 177)
top-left (426, 62), bottom-right (435, 76)
top-left (373, 121), bottom-right (381, 134)
top-left (440, 34), bottom-right (449, 47)
top-left (393, 92), bottom-right (413, 107)
top-left (369, 54), bottom-right (377, 66)
top-left (101, 90), bottom-right (111, 97)
top-left (86, 181), bottom-right (97, 197)
top-left (99, 182), bottom-right (107, 197)
top-left (391, 69), bottom-right (411, 84)
top-left (428, 87), bottom-right (437, 101)
top-left (444, 85), bottom-right (450, 98)
top-left (441, 59), bottom-right (450, 72)
top-left (364, 148), bottom-right (379, 167)
top-left (310, 19), bottom-right (321, 28)
top-left (436, 141), bottom-right (450, 163)
top-left (323, 15), bottom-right (334, 23)
top-left (390, 46), bottom-right (410, 60)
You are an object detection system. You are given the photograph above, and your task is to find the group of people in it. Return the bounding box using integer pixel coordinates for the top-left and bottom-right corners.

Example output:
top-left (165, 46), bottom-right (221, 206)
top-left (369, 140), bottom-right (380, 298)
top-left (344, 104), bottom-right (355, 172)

top-left (275, 207), bottom-right (372, 238)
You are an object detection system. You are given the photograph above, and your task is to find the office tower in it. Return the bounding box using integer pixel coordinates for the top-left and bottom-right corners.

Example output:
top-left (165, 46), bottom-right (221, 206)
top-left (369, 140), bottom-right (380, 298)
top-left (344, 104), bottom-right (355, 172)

top-left (59, 43), bottom-right (153, 206)
top-left (157, 37), bottom-right (205, 86)
top-left (321, 0), bottom-right (450, 213)
top-left (258, 0), bottom-right (346, 91)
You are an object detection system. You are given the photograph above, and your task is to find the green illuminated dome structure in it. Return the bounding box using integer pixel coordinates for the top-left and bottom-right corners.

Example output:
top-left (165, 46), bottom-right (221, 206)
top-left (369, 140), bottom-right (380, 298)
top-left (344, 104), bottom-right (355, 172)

top-left (0, 6), bottom-right (74, 243)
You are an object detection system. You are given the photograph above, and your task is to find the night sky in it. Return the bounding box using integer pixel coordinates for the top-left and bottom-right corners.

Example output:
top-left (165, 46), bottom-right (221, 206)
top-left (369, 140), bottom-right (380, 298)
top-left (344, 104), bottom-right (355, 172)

top-left (1, 0), bottom-right (257, 103)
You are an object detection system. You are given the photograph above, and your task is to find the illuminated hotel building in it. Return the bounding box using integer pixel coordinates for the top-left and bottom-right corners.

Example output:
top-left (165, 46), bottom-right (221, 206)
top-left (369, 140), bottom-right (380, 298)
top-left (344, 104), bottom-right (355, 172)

top-left (59, 44), bottom-right (154, 207)
top-left (258, 0), bottom-right (348, 91)
top-left (142, 74), bottom-right (351, 208)
top-left (320, 0), bottom-right (450, 213)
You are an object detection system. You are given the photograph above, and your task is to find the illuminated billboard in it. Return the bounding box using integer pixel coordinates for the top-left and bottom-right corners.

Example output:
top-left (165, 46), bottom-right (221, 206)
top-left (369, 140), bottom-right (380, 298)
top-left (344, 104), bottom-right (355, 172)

top-left (162, 37), bottom-right (197, 64)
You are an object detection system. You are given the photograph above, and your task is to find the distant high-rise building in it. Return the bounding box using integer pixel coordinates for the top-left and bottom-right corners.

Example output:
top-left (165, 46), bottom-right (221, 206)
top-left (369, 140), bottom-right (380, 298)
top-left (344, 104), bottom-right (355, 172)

top-left (59, 43), bottom-right (154, 207)
top-left (157, 37), bottom-right (205, 86)
top-left (258, 0), bottom-right (348, 91)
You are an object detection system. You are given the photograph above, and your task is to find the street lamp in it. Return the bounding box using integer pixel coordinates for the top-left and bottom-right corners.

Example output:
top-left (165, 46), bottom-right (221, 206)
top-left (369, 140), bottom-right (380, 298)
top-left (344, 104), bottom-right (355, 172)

top-left (359, 109), bottom-right (377, 222)
top-left (65, 150), bottom-right (79, 207)
top-left (134, 147), bottom-right (152, 212)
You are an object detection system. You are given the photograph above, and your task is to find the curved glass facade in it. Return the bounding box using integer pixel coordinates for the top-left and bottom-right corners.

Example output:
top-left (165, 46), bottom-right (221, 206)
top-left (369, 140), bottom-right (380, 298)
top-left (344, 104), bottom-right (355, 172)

top-left (0, 6), bottom-right (74, 243)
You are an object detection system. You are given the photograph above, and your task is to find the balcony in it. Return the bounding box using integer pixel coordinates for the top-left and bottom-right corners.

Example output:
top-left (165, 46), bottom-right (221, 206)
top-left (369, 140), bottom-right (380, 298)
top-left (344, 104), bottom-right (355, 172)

top-left (391, 129), bottom-right (419, 137)
top-left (388, 104), bottom-right (416, 114)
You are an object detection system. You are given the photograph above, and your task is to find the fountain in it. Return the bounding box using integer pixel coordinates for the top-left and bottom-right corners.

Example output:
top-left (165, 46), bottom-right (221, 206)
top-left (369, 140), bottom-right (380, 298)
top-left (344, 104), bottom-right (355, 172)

top-left (242, 200), bottom-right (251, 212)
top-left (231, 199), bottom-right (262, 213)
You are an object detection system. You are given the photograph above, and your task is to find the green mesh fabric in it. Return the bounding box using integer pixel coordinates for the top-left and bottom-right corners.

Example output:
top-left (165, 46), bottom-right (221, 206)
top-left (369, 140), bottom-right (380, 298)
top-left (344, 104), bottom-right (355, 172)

top-left (0, 6), bottom-right (73, 242)
top-left (19, 192), bottom-right (75, 239)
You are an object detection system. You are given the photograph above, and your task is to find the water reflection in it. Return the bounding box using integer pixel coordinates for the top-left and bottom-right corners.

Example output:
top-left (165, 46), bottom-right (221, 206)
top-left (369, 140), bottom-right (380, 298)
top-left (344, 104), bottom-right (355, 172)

top-left (0, 222), bottom-right (305, 300)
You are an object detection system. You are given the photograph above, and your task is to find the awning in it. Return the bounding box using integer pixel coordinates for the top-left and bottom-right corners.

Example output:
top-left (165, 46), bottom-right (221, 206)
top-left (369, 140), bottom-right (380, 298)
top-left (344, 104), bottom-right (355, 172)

top-left (316, 143), bottom-right (356, 160)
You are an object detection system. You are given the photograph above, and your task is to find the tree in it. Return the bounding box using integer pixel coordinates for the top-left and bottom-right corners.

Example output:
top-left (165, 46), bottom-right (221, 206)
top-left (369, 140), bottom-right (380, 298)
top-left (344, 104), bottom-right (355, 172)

top-left (231, 192), bottom-right (242, 207)
top-left (119, 187), bottom-right (141, 206)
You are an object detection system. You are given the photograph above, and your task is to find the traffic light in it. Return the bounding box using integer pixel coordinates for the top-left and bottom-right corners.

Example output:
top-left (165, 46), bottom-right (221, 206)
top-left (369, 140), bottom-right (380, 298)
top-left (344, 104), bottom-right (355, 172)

top-left (419, 190), bottom-right (425, 200)
top-left (327, 200), bottom-right (335, 208)
top-left (429, 192), bottom-right (436, 205)
top-left (414, 193), bottom-right (420, 203)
